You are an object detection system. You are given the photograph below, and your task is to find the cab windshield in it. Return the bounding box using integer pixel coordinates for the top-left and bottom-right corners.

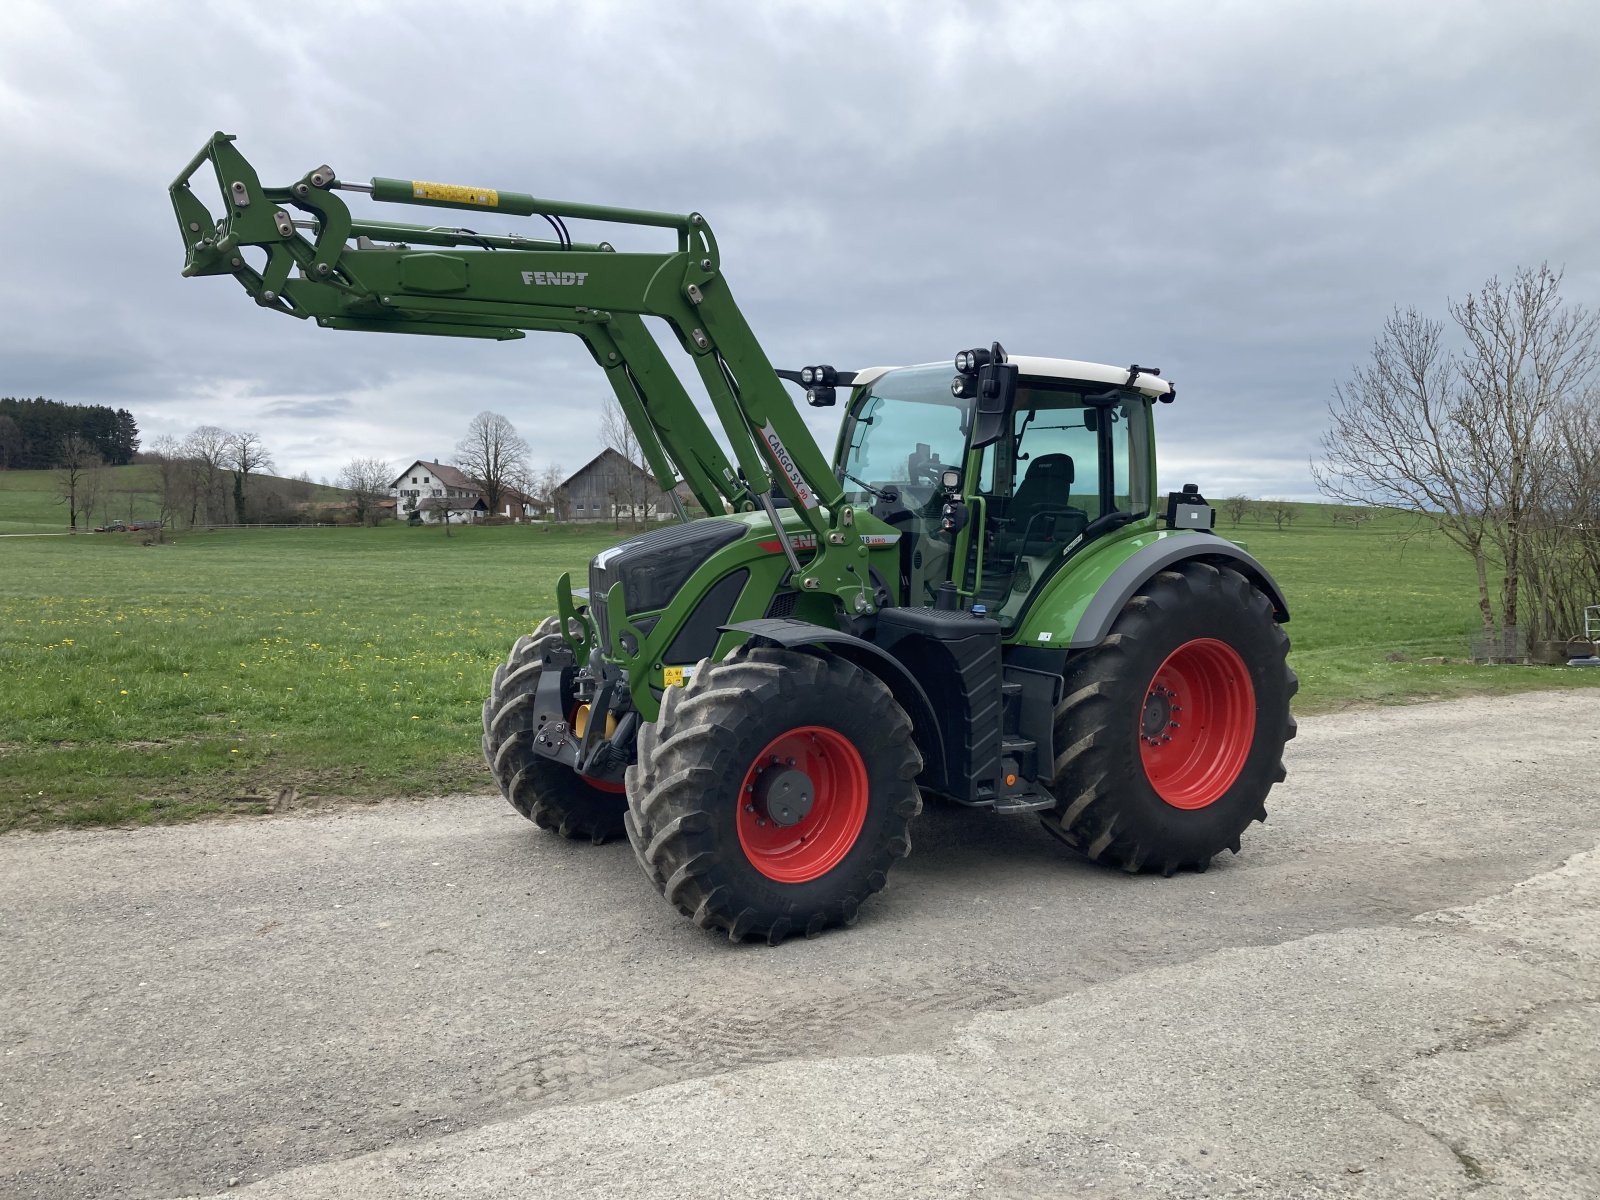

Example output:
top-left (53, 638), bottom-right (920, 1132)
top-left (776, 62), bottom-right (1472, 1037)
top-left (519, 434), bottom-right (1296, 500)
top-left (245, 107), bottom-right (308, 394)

top-left (839, 364), bottom-right (973, 606)
top-left (839, 365), bottom-right (971, 502)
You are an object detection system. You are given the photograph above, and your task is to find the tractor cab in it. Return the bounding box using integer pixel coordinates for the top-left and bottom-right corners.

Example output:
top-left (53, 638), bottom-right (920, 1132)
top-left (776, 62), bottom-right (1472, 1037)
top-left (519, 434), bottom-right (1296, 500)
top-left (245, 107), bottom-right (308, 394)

top-left (836, 356), bottom-right (1168, 627)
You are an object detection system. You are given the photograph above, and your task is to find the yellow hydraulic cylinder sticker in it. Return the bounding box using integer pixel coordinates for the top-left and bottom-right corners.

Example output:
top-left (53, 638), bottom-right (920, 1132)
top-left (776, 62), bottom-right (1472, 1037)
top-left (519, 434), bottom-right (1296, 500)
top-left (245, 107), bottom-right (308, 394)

top-left (411, 181), bottom-right (499, 207)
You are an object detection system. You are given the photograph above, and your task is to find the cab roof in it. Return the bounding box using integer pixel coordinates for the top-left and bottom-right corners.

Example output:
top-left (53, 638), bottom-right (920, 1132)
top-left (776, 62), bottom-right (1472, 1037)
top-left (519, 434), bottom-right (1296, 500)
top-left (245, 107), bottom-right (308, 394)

top-left (850, 357), bottom-right (1174, 399)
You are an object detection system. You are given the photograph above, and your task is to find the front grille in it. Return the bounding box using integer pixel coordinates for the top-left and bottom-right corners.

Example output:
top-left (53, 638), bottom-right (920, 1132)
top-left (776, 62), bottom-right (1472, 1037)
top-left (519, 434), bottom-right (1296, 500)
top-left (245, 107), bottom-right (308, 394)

top-left (589, 518), bottom-right (746, 617)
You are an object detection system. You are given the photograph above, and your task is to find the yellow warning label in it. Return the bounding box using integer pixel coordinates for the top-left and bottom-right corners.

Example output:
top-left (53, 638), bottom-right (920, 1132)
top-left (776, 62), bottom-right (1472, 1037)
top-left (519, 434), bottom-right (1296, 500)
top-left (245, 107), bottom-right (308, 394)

top-left (662, 666), bottom-right (686, 687)
top-left (411, 181), bottom-right (499, 208)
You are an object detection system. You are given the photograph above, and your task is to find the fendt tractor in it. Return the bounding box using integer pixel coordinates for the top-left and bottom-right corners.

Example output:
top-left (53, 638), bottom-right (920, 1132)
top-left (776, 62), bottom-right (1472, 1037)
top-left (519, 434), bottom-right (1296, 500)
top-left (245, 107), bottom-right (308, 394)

top-left (171, 134), bottom-right (1296, 943)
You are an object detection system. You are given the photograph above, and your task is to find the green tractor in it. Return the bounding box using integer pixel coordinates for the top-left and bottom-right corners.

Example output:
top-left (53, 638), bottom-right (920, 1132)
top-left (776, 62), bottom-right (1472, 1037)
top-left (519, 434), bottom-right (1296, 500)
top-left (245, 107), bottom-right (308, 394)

top-left (171, 134), bottom-right (1296, 942)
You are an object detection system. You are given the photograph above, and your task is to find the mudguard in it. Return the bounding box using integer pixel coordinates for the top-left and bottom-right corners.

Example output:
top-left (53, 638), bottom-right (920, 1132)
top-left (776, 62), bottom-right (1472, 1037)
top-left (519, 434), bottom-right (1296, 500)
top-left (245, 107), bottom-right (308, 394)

top-left (1012, 529), bottom-right (1290, 651)
top-left (722, 618), bottom-right (949, 790)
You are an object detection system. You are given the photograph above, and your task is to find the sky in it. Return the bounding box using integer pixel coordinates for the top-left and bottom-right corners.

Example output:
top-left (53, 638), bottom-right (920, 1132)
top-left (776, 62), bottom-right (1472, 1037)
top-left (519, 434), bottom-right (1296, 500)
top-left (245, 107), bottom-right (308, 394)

top-left (1, 0), bottom-right (1596, 498)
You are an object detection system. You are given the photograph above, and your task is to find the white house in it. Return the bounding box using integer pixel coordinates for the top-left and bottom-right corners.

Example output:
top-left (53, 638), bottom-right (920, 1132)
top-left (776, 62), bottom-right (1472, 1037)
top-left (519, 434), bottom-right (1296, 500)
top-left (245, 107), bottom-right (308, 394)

top-left (390, 460), bottom-right (537, 523)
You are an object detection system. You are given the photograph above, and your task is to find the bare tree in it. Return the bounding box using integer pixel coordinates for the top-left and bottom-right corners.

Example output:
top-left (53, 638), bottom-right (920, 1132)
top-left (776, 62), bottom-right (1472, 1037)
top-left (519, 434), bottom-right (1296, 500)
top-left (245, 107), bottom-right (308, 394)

top-left (532, 462), bottom-right (569, 523)
top-left (454, 411), bottom-right (529, 518)
top-left (1450, 265), bottom-right (1599, 634)
top-left (54, 432), bottom-right (100, 530)
top-left (149, 434), bottom-right (188, 530)
top-left (1315, 266), bottom-right (1600, 641)
top-left (337, 456), bottom-right (394, 526)
top-left (1316, 307), bottom-right (1501, 632)
top-left (600, 395), bottom-right (655, 527)
top-left (226, 431), bottom-right (273, 525)
top-left (184, 425), bottom-right (232, 525)
top-left (1263, 498), bottom-right (1298, 532)
top-left (1523, 391), bottom-right (1600, 644)
top-left (1221, 493), bottom-right (1253, 527)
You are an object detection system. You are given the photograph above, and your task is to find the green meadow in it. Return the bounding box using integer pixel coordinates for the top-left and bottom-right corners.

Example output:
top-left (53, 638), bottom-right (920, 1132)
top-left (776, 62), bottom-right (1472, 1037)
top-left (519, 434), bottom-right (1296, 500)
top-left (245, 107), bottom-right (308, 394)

top-left (2, 508), bottom-right (1595, 830)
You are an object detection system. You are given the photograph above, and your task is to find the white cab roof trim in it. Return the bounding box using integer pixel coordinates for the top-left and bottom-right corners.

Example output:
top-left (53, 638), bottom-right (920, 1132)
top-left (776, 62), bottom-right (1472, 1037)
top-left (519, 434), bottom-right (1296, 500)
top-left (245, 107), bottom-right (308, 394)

top-left (849, 357), bottom-right (1173, 398)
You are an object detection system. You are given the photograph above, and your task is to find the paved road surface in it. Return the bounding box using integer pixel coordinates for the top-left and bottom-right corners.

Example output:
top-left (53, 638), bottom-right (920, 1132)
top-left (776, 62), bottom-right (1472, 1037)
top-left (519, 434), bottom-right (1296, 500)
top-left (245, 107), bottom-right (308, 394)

top-left (2, 691), bottom-right (1597, 1198)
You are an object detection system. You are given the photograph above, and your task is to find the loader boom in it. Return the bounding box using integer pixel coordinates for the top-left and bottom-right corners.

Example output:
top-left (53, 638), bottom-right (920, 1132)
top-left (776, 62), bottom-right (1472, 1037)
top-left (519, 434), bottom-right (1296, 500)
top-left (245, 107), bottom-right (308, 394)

top-left (170, 133), bottom-right (879, 612)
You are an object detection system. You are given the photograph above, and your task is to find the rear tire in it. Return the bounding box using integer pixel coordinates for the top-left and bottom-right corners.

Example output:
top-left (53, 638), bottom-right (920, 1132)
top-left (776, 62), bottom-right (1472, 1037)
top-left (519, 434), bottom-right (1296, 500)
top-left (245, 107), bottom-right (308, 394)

top-left (625, 646), bottom-right (923, 943)
top-left (1043, 561), bottom-right (1296, 874)
top-left (482, 617), bottom-right (627, 844)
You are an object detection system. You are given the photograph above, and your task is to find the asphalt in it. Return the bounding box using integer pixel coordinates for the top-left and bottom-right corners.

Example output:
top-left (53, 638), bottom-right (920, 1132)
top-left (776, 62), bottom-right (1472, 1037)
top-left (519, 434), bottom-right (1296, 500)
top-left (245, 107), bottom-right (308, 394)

top-left (2, 690), bottom-right (1597, 1199)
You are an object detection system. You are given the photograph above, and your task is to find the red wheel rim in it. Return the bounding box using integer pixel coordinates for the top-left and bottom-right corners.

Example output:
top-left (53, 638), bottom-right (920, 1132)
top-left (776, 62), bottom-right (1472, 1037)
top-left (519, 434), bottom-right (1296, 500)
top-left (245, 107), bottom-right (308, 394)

top-left (1138, 638), bottom-right (1255, 810)
top-left (736, 726), bottom-right (869, 883)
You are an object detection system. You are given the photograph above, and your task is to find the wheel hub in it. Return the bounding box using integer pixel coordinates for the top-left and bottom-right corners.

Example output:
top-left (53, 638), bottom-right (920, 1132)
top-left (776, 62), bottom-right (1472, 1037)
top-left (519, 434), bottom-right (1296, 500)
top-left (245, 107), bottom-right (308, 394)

top-left (753, 763), bottom-right (814, 827)
top-left (1140, 685), bottom-right (1179, 744)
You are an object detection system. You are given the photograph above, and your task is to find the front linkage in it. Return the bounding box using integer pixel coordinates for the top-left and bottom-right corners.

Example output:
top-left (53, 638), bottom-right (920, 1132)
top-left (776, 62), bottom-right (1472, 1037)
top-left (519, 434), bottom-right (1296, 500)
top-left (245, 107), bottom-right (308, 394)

top-left (170, 133), bottom-right (884, 621)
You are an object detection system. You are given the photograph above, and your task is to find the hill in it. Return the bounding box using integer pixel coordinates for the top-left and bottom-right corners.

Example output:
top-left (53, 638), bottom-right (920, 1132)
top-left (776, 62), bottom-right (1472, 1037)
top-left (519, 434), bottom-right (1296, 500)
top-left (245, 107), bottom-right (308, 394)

top-left (0, 465), bottom-right (353, 534)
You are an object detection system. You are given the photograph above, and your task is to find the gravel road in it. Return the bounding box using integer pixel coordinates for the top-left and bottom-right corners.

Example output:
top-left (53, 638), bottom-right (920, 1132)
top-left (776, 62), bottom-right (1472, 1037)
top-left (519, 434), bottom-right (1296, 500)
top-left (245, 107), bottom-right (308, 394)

top-left (2, 690), bottom-right (1598, 1199)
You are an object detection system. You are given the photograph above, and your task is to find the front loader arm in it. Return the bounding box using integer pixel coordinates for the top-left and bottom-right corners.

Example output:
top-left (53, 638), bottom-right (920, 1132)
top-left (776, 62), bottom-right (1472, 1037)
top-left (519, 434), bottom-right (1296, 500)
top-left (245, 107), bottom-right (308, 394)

top-left (171, 133), bottom-right (879, 612)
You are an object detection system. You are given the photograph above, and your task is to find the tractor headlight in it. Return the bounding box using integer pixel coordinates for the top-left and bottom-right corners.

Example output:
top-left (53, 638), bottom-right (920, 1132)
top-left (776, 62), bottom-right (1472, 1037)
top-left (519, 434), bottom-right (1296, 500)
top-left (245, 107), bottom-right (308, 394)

top-left (954, 348), bottom-right (991, 375)
top-left (800, 366), bottom-right (816, 385)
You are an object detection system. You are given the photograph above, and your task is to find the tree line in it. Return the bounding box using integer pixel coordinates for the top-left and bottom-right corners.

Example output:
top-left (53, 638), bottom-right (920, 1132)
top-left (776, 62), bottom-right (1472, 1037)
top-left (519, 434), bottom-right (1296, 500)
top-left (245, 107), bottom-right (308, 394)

top-left (0, 397), bottom-right (139, 470)
top-left (1316, 263), bottom-right (1599, 648)
top-left (48, 425), bottom-right (308, 531)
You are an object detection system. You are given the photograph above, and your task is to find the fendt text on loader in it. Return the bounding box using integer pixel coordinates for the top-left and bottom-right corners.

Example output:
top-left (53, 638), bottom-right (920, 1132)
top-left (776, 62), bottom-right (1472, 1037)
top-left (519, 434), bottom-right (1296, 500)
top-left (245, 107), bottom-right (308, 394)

top-left (170, 133), bottom-right (1296, 943)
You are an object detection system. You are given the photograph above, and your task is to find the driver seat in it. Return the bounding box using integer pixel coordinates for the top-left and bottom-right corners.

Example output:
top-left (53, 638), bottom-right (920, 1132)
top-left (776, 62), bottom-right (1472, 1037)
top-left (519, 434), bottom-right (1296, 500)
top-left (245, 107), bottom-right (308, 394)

top-left (1002, 453), bottom-right (1087, 556)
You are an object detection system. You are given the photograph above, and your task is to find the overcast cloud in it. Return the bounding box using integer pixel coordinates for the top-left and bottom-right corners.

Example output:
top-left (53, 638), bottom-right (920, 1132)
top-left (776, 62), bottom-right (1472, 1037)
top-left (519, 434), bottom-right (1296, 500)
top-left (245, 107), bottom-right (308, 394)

top-left (2, 0), bottom-right (1596, 497)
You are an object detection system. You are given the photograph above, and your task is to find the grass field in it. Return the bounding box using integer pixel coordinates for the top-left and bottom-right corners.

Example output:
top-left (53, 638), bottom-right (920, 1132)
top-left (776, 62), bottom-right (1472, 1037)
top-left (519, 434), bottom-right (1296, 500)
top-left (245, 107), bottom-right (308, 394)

top-left (2, 511), bottom-right (1596, 831)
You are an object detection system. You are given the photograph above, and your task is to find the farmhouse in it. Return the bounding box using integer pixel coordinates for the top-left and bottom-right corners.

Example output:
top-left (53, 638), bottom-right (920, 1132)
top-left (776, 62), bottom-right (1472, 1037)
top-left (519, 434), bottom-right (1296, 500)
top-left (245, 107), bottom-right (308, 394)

top-left (390, 460), bottom-right (537, 523)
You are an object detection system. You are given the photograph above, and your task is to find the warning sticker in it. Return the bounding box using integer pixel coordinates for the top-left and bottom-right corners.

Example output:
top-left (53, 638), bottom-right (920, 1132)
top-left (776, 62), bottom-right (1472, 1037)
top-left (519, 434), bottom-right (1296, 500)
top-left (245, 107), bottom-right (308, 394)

top-left (411, 181), bottom-right (499, 208)
top-left (663, 666), bottom-right (688, 687)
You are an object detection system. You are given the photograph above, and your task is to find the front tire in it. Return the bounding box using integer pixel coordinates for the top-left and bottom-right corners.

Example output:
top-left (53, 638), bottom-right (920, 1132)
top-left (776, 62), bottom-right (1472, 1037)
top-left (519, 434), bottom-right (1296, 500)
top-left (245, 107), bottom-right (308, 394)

top-left (482, 617), bottom-right (628, 843)
top-left (625, 646), bottom-right (923, 943)
top-left (1044, 561), bottom-right (1296, 874)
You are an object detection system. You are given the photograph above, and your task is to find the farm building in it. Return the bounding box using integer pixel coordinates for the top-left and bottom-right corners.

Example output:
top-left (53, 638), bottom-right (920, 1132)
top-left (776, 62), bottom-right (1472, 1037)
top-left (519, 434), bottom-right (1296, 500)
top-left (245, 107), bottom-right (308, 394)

top-left (390, 460), bottom-right (537, 523)
top-left (559, 449), bottom-right (678, 523)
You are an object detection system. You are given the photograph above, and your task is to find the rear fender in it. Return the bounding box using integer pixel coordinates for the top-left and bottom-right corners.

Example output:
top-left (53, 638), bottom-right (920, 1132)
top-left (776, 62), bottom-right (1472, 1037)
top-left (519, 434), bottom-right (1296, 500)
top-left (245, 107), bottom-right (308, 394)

top-left (1015, 530), bottom-right (1289, 650)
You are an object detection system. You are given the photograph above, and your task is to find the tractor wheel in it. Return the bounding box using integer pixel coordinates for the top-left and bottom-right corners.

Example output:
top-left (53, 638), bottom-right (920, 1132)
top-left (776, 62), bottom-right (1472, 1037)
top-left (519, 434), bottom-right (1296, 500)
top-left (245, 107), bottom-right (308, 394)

top-left (482, 617), bottom-right (627, 844)
top-left (1043, 560), bottom-right (1296, 874)
top-left (624, 645), bottom-right (923, 943)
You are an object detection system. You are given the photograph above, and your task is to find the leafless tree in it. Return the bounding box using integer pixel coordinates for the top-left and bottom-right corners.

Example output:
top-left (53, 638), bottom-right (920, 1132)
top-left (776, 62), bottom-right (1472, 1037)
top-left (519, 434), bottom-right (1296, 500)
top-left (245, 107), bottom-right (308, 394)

top-left (226, 431), bottom-right (274, 525)
top-left (1316, 265), bottom-right (1599, 641)
top-left (149, 434), bottom-right (188, 529)
top-left (184, 425), bottom-right (232, 524)
top-left (1221, 493), bottom-right (1253, 527)
top-left (532, 462), bottom-right (569, 522)
top-left (1523, 392), bottom-right (1600, 644)
top-left (454, 411), bottom-right (529, 519)
top-left (600, 395), bottom-right (657, 527)
top-left (1450, 266), bottom-right (1599, 634)
top-left (54, 432), bottom-right (100, 530)
top-left (1263, 498), bottom-right (1298, 532)
top-left (337, 456), bottom-right (394, 526)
